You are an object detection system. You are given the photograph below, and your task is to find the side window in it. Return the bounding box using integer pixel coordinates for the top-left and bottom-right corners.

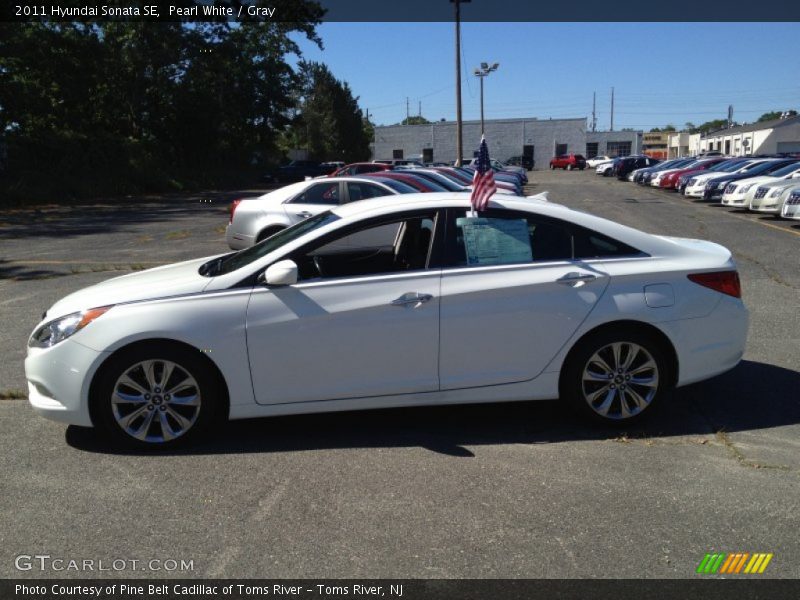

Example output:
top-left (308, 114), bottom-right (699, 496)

top-left (573, 227), bottom-right (641, 259)
top-left (346, 182), bottom-right (389, 203)
top-left (291, 213), bottom-right (437, 281)
top-left (446, 210), bottom-right (572, 267)
top-left (291, 182), bottom-right (340, 205)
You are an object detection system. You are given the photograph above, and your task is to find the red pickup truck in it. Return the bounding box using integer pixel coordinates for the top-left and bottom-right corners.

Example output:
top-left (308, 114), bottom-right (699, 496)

top-left (549, 153), bottom-right (586, 171)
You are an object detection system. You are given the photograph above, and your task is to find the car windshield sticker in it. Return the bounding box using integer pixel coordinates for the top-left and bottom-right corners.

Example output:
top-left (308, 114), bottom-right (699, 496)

top-left (457, 217), bottom-right (532, 266)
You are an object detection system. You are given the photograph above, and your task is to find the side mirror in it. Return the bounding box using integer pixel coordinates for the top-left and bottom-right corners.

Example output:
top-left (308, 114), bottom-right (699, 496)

top-left (262, 260), bottom-right (298, 286)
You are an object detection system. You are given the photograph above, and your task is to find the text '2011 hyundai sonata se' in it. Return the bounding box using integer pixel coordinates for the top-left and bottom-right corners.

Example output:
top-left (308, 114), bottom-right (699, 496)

top-left (25, 193), bottom-right (749, 449)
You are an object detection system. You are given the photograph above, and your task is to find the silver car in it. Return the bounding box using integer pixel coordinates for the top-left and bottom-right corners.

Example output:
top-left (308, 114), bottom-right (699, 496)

top-left (226, 176), bottom-right (415, 250)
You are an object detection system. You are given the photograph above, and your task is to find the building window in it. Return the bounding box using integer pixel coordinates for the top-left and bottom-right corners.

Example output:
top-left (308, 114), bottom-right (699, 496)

top-left (585, 142), bottom-right (599, 159)
top-left (607, 141), bottom-right (632, 157)
top-left (422, 148), bottom-right (433, 163)
top-left (555, 143), bottom-right (567, 156)
top-left (392, 149), bottom-right (404, 159)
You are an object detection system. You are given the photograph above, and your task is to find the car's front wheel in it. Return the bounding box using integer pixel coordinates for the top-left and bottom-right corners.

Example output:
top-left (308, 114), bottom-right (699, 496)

top-left (561, 328), bottom-right (671, 425)
top-left (91, 345), bottom-right (224, 449)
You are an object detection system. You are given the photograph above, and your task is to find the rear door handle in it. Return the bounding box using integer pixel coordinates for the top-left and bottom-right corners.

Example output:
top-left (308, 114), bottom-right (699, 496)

top-left (557, 272), bottom-right (597, 285)
top-left (295, 211), bottom-right (313, 218)
top-left (391, 293), bottom-right (433, 307)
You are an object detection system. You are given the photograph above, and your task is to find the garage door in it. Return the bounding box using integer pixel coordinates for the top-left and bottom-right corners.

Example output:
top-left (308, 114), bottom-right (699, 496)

top-left (777, 141), bottom-right (800, 153)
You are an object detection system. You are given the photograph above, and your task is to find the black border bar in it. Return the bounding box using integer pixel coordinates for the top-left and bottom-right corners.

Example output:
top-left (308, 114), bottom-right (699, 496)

top-left (4, 579), bottom-right (800, 600)
top-left (4, 0), bottom-right (800, 22)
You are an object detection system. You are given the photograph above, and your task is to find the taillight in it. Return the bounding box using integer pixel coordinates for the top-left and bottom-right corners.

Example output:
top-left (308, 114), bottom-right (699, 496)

top-left (229, 199), bottom-right (242, 224)
top-left (688, 271), bottom-right (741, 298)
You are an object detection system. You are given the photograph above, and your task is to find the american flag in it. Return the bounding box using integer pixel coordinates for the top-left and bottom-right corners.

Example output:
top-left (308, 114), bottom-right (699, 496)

top-left (470, 135), bottom-right (497, 212)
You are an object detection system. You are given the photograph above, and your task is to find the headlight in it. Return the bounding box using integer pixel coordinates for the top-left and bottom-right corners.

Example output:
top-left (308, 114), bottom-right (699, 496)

top-left (770, 188), bottom-right (783, 197)
top-left (29, 306), bottom-right (112, 348)
top-left (717, 182), bottom-right (727, 189)
top-left (740, 184), bottom-right (753, 193)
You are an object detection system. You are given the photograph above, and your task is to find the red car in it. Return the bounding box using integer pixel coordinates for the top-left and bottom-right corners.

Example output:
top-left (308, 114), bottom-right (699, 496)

top-left (549, 153), bottom-right (586, 170)
top-left (658, 158), bottom-right (727, 190)
top-left (330, 162), bottom-right (391, 177)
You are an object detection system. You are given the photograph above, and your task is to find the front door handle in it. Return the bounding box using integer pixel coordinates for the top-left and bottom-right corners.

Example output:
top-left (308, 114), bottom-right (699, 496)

top-left (391, 293), bottom-right (433, 307)
top-left (557, 272), bottom-right (597, 285)
top-left (295, 211), bottom-right (313, 218)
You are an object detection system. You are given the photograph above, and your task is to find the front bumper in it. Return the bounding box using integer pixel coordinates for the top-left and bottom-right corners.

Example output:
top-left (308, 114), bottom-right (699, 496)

top-left (721, 194), bottom-right (748, 206)
top-left (24, 339), bottom-right (109, 427)
top-left (703, 187), bottom-right (724, 201)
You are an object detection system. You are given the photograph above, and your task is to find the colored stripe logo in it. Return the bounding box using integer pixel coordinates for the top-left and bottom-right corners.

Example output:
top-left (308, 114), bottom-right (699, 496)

top-left (696, 552), bottom-right (773, 574)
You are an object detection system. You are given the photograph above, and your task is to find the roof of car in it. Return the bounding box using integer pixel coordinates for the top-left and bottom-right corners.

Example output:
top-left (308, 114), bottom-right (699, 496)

top-left (329, 192), bottom-right (671, 255)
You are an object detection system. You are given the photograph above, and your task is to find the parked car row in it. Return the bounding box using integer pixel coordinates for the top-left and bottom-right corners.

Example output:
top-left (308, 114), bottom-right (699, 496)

top-left (614, 155), bottom-right (800, 220)
top-left (228, 161), bottom-right (530, 250)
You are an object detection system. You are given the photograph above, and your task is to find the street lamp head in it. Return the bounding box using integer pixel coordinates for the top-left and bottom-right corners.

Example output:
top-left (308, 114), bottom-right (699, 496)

top-left (473, 68), bottom-right (481, 76)
top-left (491, 62), bottom-right (499, 70)
top-left (480, 62), bottom-right (488, 70)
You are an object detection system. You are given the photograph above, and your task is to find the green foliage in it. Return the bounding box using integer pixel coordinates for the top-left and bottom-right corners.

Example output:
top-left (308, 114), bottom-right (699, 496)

top-left (281, 61), bottom-right (371, 163)
top-left (401, 116), bottom-right (431, 125)
top-left (687, 119), bottom-right (729, 135)
top-left (0, 6), bottom-right (325, 204)
top-left (758, 110), bottom-right (797, 122)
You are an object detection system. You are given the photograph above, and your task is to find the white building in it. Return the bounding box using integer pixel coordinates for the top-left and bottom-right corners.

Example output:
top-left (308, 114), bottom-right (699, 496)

top-left (699, 116), bottom-right (800, 156)
top-left (667, 132), bottom-right (691, 158)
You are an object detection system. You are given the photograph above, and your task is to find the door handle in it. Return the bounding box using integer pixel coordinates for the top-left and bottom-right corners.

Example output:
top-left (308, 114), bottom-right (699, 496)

top-left (557, 272), bottom-right (597, 285)
top-left (391, 293), bottom-right (433, 307)
top-left (295, 211), bottom-right (313, 218)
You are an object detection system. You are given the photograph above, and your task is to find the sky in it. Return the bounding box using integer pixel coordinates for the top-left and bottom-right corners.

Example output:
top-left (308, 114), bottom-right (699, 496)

top-left (291, 22), bottom-right (800, 131)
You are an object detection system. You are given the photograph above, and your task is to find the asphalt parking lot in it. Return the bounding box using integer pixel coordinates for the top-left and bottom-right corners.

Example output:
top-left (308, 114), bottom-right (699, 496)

top-left (1, 171), bottom-right (798, 579)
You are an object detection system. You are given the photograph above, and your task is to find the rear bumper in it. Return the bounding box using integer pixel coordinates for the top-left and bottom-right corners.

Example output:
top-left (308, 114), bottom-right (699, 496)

top-left (225, 224), bottom-right (254, 250)
top-left (661, 295), bottom-right (749, 387)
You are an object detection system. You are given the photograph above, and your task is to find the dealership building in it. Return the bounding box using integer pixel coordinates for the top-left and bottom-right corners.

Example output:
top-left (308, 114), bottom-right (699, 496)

top-left (372, 117), bottom-right (642, 167)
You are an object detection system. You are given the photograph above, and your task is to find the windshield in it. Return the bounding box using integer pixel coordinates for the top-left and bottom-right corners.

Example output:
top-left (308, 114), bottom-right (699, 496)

top-left (203, 211), bottom-right (341, 277)
top-left (365, 177), bottom-right (417, 193)
top-left (414, 171), bottom-right (464, 191)
top-left (768, 162), bottom-right (800, 177)
top-left (721, 160), bottom-right (753, 172)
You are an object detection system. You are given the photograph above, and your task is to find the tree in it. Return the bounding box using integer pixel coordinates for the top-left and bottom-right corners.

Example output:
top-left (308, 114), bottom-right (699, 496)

top-left (662, 124), bottom-right (676, 132)
top-left (758, 110), bottom-right (797, 122)
top-left (400, 116), bottom-right (431, 125)
top-left (684, 122), bottom-right (696, 132)
top-left (283, 61), bottom-right (371, 163)
top-left (0, 2), bottom-right (325, 201)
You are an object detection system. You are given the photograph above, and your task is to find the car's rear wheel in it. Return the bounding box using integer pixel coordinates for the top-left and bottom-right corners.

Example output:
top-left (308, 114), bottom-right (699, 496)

top-left (91, 345), bottom-right (224, 449)
top-left (561, 328), bottom-right (671, 426)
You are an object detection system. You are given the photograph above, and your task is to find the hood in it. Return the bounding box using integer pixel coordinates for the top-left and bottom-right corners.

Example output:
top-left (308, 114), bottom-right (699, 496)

top-left (44, 256), bottom-right (216, 320)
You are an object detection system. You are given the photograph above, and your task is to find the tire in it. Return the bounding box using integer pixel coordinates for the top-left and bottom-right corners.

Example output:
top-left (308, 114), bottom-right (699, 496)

top-left (256, 226), bottom-right (284, 243)
top-left (90, 345), bottom-right (225, 450)
top-left (549, 163), bottom-right (555, 170)
top-left (560, 327), bottom-right (672, 426)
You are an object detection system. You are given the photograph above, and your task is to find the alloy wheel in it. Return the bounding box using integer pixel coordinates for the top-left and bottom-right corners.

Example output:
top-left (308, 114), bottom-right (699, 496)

top-left (111, 359), bottom-right (202, 443)
top-left (581, 342), bottom-right (659, 420)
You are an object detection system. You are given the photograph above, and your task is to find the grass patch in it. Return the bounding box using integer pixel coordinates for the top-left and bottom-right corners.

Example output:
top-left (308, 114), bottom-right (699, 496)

top-left (0, 389), bottom-right (27, 400)
top-left (165, 230), bottom-right (191, 240)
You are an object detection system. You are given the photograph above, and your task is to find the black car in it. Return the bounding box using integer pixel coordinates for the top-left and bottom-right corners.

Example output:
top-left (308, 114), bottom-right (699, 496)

top-left (613, 156), bottom-right (660, 180)
top-left (506, 155), bottom-right (534, 170)
top-left (702, 158), bottom-right (800, 201)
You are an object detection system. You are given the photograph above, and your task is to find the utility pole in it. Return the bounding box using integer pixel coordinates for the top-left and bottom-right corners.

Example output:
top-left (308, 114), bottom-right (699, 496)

top-left (418, 101), bottom-right (421, 118)
top-left (728, 104), bottom-right (734, 128)
top-left (610, 87), bottom-right (615, 132)
top-left (451, 0), bottom-right (470, 165)
top-left (592, 91), bottom-right (597, 132)
top-left (406, 97), bottom-right (409, 122)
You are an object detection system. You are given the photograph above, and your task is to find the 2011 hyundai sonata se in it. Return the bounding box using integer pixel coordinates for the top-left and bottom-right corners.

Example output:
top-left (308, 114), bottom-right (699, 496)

top-left (25, 193), bottom-right (749, 448)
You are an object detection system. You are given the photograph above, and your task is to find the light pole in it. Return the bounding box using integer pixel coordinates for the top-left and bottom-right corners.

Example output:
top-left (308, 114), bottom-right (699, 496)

top-left (474, 62), bottom-right (499, 136)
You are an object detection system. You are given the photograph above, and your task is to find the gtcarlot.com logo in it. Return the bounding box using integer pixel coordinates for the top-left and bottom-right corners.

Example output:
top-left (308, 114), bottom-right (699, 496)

top-left (696, 552), bottom-right (774, 575)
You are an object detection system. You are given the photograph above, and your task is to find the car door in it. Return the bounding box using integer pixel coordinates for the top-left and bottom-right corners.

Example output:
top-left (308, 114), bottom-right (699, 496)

top-left (283, 180), bottom-right (343, 225)
top-left (438, 208), bottom-right (609, 390)
top-left (246, 209), bottom-right (442, 405)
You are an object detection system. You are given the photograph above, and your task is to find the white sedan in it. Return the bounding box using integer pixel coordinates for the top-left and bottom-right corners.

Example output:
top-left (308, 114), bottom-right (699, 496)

top-left (586, 155), bottom-right (613, 168)
top-left (226, 176), bottom-right (416, 250)
top-left (25, 193), bottom-right (749, 448)
top-left (781, 187), bottom-right (800, 219)
top-left (721, 163), bottom-right (800, 208)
